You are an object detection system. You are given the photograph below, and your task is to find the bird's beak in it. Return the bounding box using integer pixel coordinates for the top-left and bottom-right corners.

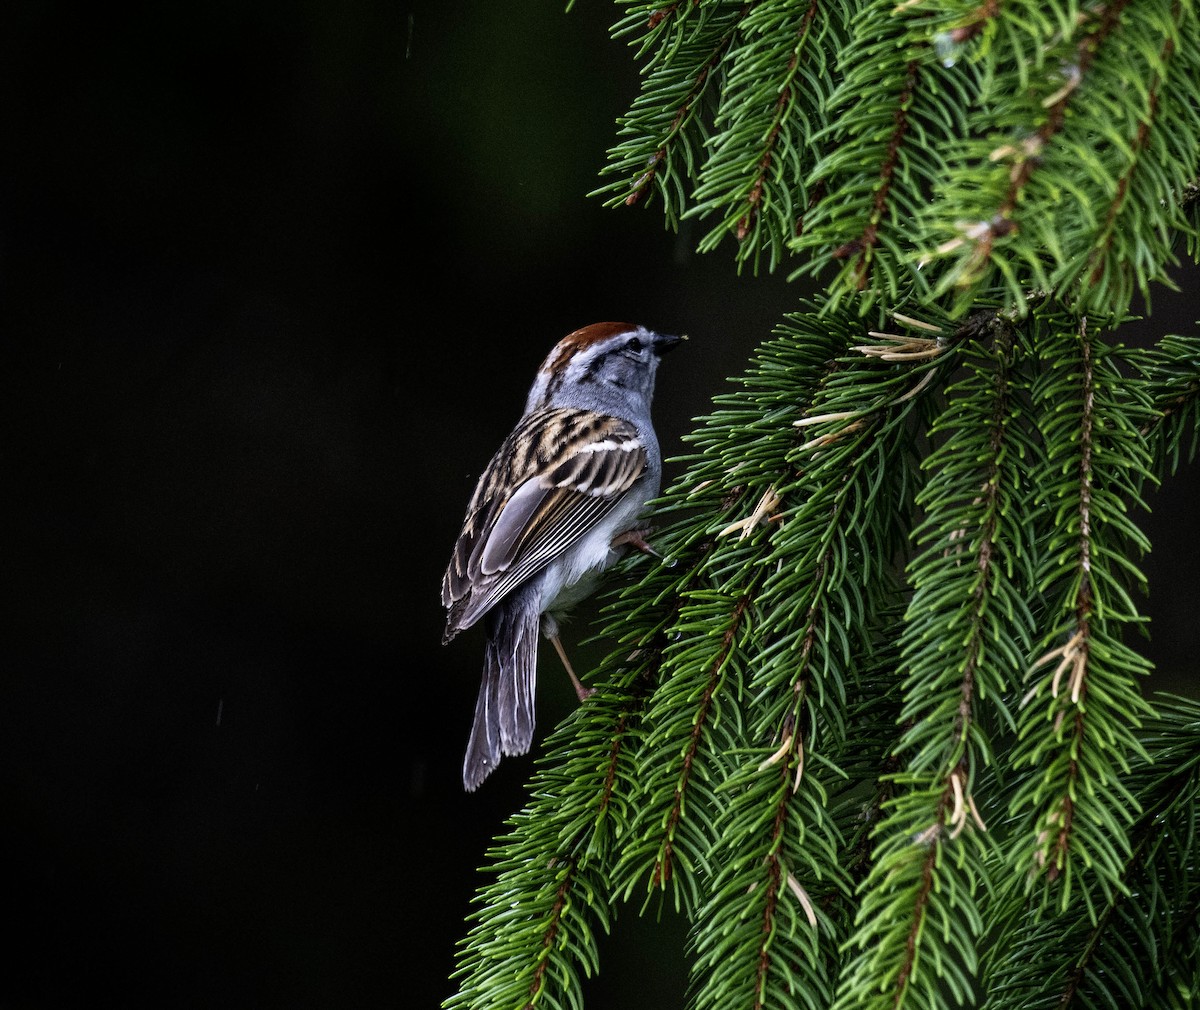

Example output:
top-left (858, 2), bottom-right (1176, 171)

top-left (653, 332), bottom-right (686, 355)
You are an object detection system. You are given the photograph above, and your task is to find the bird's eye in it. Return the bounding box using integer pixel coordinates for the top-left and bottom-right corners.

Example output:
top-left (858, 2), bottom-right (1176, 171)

top-left (625, 337), bottom-right (643, 352)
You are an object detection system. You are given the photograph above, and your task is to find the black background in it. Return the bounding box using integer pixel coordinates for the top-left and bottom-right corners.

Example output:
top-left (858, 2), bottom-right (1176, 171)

top-left (3, 3), bottom-right (1196, 1008)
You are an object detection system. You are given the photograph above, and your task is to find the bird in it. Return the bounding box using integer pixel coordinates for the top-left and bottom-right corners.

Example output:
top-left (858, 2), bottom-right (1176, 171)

top-left (442, 322), bottom-right (682, 790)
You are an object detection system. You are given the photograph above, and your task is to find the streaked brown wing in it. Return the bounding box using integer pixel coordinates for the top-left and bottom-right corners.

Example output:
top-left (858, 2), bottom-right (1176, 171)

top-left (442, 407), bottom-right (646, 636)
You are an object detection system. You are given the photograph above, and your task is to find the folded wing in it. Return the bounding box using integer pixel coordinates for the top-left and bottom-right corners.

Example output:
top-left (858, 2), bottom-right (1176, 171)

top-left (442, 407), bottom-right (647, 638)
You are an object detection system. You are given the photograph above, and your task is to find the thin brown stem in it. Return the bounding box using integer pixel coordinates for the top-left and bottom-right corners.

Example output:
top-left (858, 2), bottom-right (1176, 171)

top-left (737, 0), bottom-right (821, 240)
top-left (525, 861), bottom-right (575, 1009)
top-left (1088, 15), bottom-right (1177, 286)
top-left (1049, 317), bottom-right (1095, 879)
top-left (833, 60), bottom-right (919, 289)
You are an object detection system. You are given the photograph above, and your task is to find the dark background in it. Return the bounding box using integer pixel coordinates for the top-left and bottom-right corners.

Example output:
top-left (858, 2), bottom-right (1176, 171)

top-left (2, 4), bottom-right (1195, 1008)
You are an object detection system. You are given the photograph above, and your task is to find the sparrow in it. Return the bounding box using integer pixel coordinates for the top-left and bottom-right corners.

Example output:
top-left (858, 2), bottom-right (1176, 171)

top-left (442, 322), bottom-right (682, 790)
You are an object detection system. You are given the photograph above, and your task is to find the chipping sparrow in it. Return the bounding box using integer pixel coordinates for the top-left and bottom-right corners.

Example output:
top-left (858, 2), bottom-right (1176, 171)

top-left (442, 322), bottom-right (682, 791)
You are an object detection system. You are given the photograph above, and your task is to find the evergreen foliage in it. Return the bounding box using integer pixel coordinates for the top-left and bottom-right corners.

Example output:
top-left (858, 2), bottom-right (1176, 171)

top-left (448, 0), bottom-right (1200, 1006)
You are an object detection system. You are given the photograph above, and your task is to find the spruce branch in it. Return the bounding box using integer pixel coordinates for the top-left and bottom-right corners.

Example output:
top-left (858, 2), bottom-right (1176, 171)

top-left (690, 0), bottom-right (845, 272)
top-left (983, 695), bottom-right (1200, 1009)
top-left (684, 309), bottom-right (945, 1010)
top-left (930, 0), bottom-right (1002, 48)
top-left (1084, 13), bottom-right (1178, 292)
top-left (596, 0), bottom-right (1199, 317)
top-left (930, 0), bottom-right (1132, 288)
top-left (730, 0), bottom-right (823, 246)
top-left (1139, 332), bottom-right (1200, 474)
top-left (794, 1), bottom-right (976, 311)
top-left (445, 668), bottom-right (653, 1010)
top-left (615, 308), bottom-right (938, 910)
top-left (611, 319), bottom-right (857, 912)
top-left (1184, 177), bottom-right (1200, 257)
top-left (652, 585), bottom-right (756, 892)
top-left (927, 0), bottom-right (1200, 315)
top-left (449, 0), bottom-right (1200, 1004)
top-left (833, 310), bottom-right (1034, 1010)
top-left (596, 1), bottom-right (748, 223)
top-left (1008, 312), bottom-right (1158, 907)
top-left (830, 59), bottom-right (920, 294)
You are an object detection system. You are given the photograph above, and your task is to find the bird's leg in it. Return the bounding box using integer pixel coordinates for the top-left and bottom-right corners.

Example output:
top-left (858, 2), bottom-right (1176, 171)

top-left (612, 525), bottom-right (676, 567)
top-left (611, 524), bottom-right (661, 557)
top-left (550, 633), bottom-right (595, 701)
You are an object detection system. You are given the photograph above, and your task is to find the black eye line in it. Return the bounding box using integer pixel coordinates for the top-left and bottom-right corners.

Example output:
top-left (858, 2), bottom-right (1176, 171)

top-left (582, 337), bottom-right (643, 380)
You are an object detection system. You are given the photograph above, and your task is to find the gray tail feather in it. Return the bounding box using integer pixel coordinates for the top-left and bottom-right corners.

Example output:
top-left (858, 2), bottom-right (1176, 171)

top-left (462, 595), bottom-right (539, 791)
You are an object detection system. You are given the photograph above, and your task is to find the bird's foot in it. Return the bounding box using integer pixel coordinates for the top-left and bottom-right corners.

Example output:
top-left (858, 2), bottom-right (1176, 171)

top-left (612, 525), bottom-right (675, 567)
top-left (612, 525), bottom-right (659, 557)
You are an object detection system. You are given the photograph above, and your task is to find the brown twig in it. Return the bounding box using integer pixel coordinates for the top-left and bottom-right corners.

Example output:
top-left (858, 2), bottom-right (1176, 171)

top-left (833, 60), bottom-right (919, 290)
